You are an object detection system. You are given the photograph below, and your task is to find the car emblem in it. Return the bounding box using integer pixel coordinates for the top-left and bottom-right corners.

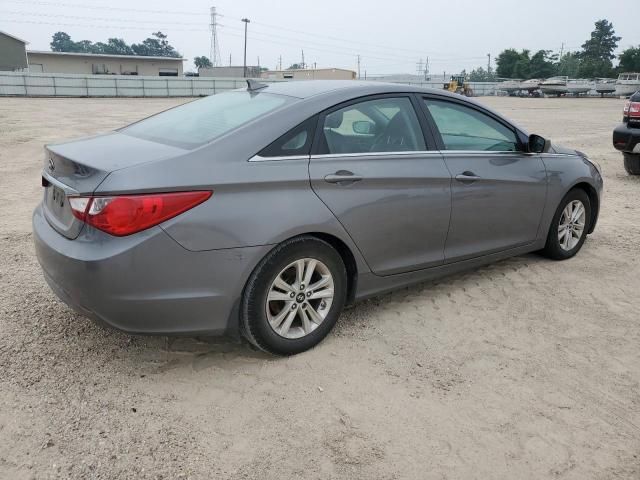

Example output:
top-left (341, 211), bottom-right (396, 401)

top-left (48, 157), bottom-right (55, 171)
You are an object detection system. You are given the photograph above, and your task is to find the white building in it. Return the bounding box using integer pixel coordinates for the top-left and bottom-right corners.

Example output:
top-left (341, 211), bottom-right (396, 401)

top-left (262, 68), bottom-right (356, 81)
top-left (26, 51), bottom-right (186, 76)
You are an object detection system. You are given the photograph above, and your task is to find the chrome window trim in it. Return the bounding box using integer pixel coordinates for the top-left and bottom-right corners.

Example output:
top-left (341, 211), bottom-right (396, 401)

top-left (310, 150), bottom-right (441, 159)
top-left (440, 150), bottom-right (533, 156)
top-left (250, 150), bottom-right (540, 161)
top-left (541, 153), bottom-right (580, 158)
top-left (249, 154), bottom-right (310, 162)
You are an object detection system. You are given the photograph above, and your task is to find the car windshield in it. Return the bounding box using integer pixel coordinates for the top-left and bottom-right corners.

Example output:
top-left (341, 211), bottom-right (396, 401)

top-left (121, 91), bottom-right (291, 149)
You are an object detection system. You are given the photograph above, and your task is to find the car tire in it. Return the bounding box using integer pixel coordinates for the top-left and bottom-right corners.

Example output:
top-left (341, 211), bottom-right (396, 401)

top-left (623, 153), bottom-right (640, 175)
top-left (541, 188), bottom-right (591, 260)
top-left (241, 236), bottom-right (347, 356)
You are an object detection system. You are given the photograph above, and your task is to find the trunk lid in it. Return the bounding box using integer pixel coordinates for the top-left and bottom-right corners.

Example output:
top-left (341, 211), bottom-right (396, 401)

top-left (42, 132), bottom-right (187, 239)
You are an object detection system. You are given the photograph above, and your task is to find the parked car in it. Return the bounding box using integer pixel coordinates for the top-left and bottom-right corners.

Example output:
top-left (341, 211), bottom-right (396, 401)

top-left (33, 80), bottom-right (603, 355)
top-left (613, 90), bottom-right (640, 175)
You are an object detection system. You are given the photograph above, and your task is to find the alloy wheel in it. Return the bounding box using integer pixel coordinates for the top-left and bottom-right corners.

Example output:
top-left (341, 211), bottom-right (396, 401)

top-left (265, 258), bottom-right (335, 339)
top-left (558, 200), bottom-right (586, 251)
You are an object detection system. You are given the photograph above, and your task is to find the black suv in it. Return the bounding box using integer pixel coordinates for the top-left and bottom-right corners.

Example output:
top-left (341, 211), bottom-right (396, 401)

top-left (613, 90), bottom-right (640, 175)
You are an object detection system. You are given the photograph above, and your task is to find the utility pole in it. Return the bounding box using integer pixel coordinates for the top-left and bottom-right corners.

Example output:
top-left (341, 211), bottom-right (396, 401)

top-left (425, 57), bottom-right (429, 81)
top-left (209, 6), bottom-right (221, 67)
top-left (357, 54), bottom-right (361, 79)
top-left (301, 49), bottom-right (305, 69)
top-left (559, 42), bottom-right (565, 59)
top-left (229, 53), bottom-right (231, 66)
top-left (278, 55), bottom-right (282, 70)
top-left (241, 17), bottom-right (250, 77)
top-left (487, 53), bottom-right (491, 78)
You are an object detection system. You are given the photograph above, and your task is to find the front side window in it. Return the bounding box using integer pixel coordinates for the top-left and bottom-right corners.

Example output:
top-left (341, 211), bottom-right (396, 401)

top-left (317, 97), bottom-right (426, 155)
top-left (122, 91), bottom-right (291, 149)
top-left (424, 99), bottom-right (519, 152)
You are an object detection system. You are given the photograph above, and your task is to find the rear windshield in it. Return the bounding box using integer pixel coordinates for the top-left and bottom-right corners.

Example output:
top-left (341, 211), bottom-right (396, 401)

top-left (121, 91), bottom-right (291, 149)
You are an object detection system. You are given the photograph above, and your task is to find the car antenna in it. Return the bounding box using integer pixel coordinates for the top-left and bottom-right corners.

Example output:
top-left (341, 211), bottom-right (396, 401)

top-left (246, 79), bottom-right (268, 91)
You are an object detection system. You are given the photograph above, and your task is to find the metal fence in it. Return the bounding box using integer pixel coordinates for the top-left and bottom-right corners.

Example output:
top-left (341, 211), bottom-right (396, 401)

top-left (0, 72), bottom-right (284, 97)
top-left (0, 71), bottom-right (500, 97)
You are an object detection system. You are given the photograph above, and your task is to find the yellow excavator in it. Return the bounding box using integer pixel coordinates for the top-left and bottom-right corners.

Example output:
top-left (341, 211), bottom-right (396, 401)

top-left (443, 75), bottom-right (474, 97)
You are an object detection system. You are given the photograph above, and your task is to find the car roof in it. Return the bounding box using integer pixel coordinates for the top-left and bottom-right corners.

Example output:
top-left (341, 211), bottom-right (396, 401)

top-left (256, 80), bottom-right (528, 135)
top-left (262, 80), bottom-right (453, 99)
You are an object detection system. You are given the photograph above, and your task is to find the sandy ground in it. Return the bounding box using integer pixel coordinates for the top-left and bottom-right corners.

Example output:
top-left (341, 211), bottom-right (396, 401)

top-left (1, 95), bottom-right (639, 480)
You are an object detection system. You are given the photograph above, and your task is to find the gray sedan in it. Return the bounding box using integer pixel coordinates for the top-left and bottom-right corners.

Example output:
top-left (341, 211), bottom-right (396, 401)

top-left (33, 80), bottom-right (603, 355)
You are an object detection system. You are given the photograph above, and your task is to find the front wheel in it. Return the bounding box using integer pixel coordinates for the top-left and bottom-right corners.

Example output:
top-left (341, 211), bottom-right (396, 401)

top-left (241, 236), bottom-right (347, 355)
top-left (623, 153), bottom-right (640, 175)
top-left (541, 189), bottom-right (591, 260)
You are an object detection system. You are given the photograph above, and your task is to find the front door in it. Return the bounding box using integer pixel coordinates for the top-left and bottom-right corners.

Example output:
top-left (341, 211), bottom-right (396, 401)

top-left (309, 95), bottom-right (452, 276)
top-left (422, 97), bottom-right (547, 262)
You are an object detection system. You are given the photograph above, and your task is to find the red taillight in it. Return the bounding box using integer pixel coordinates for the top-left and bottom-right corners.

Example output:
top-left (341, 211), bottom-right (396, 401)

top-left (629, 102), bottom-right (640, 118)
top-left (69, 191), bottom-right (212, 236)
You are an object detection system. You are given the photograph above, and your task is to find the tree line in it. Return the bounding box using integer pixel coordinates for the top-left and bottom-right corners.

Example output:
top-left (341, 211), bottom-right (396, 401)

top-left (469, 19), bottom-right (640, 81)
top-left (49, 20), bottom-right (640, 79)
top-left (50, 31), bottom-right (181, 58)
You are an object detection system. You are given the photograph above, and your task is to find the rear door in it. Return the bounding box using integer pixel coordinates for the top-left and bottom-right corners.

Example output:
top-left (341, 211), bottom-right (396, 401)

top-left (308, 95), bottom-right (451, 276)
top-left (421, 96), bottom-right (547, 262)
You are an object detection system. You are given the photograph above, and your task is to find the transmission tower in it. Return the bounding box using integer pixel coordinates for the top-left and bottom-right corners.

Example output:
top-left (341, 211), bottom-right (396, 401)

top-left (210, 6), bottom-right (221, 67)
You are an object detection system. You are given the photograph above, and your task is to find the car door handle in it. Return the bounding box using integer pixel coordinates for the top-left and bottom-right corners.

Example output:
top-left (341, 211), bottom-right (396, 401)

top-left (324, 171), bottom-right (363, 185)
top-left (455, 171), bottom-right (481, 184)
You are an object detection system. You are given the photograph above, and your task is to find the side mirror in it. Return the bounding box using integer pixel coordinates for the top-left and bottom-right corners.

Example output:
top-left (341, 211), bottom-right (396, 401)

top-left (528, 134), bottom-right (551, 153)
top-left (352, 120), bottom-right (376, 135)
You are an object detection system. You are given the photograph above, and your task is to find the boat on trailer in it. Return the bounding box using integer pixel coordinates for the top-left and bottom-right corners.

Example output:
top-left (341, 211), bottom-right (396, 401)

top-left (566, 79), bottom-right (592, 95)
top-left (540, 76), bottom-right (569, 95)
top-left (595, 78), bottom-right (617, 94)
top-left (540, 77), bottom-right (592, 96)
top-left (615, 73), bottom-right (640, 97)
top-left (497, 79), bottom-right (522, 95)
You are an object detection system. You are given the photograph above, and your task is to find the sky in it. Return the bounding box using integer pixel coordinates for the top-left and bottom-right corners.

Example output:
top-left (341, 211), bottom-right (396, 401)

top-left (1, 0), bottom-right (638, 76)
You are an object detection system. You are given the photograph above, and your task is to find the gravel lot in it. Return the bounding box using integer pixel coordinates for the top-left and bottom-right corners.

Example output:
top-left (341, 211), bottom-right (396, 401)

top-left (1, 96), bottom-right (639, 480)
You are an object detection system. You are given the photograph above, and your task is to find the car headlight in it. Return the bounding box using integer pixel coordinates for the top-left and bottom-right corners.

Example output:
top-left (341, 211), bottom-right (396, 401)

top-left (576, 150), bottom-right (602, 175)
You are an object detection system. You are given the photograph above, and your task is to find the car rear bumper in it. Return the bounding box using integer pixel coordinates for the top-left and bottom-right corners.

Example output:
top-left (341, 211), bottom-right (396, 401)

top-left (613, 123), bottom-right (640, 153)
top-left (33, 204), bottom-right (271, 336)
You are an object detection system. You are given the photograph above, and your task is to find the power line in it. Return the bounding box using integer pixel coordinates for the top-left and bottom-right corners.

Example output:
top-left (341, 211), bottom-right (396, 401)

top-left (219, 28), bottom-right (412, 64)
top-left (2, 9), bottom-right (484, 64)
top-left (2, 5), bottom-right (501, 71)
top-left (3, 0), bottom-right (203, 15)
top-left (3, 17), bottom-right (489, 72)
top-left (0, 10), bottom-right (204, 25)
top-left (219, 23), bottom-right (486, 64)
top-left (1, 8), bottom-right (485, 63)
top-left (221, 13), bottom-right (450, 57)
top-left (4, 0), bottom-right (496, 60)
top-left (2, 18), bottom-right (210, 32)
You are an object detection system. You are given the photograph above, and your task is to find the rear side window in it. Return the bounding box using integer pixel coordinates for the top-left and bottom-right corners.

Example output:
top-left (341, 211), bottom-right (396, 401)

top-left (121, 91), bottom-right (291, 149)
top-left (424, 99), bottom-right (519, 152)
top-left (258, 116), bottom-right (318, 157)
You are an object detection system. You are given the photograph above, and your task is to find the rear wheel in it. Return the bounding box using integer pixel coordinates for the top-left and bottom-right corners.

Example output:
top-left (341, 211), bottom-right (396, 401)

top-left (241, 236), bottom-right (347, 355)
top-left (623, 153), bottom-right (640, 175)
top-left (541, 189), bottom-right (591, 260)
